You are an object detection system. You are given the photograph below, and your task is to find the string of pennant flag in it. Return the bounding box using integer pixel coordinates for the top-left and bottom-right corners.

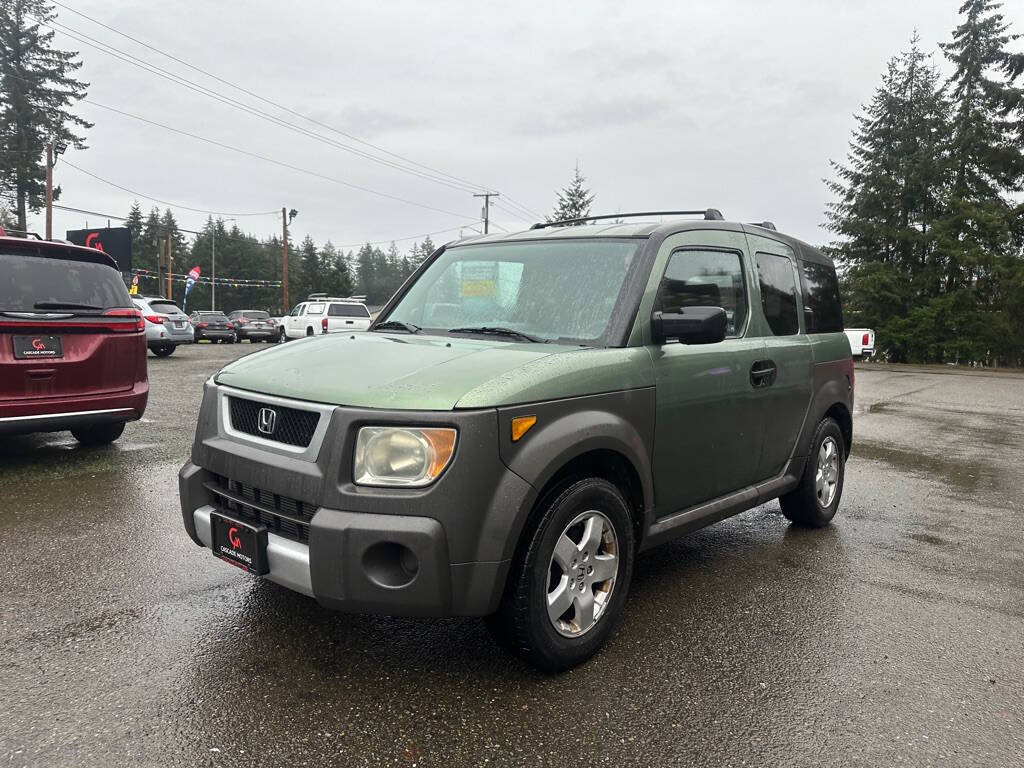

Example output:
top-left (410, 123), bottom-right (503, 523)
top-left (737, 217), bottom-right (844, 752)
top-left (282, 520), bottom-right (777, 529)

top-left (131, 268), bottom-right (283, 287)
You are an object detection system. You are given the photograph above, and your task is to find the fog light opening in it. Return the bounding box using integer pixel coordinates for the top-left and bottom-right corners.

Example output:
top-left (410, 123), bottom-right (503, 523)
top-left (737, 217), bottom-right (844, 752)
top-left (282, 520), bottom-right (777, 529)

top-left (362, 542), bottom-right (419, 588)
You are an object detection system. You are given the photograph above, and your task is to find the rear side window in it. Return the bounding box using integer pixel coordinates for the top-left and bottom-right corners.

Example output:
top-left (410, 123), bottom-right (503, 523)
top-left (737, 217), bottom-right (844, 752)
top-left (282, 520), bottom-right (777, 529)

top-left (0, 252), bottom-right (131, 311)
top-left (328, 303), bottom-right (370, 318)
top-left (755, 253), bottom-right (799, 336)
top-left (149, 300), bottom-right (183, 315)
top-left (655, 249), bottom-right (748, 337)
top-left (305, 303), bottom-right (325, 315)
top-left (800, 261), bottom-right (843, 333)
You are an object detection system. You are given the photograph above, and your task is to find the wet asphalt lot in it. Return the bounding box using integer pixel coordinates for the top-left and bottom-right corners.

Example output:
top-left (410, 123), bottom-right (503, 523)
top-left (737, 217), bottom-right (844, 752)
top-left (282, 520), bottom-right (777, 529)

top-left (2, 343), bottom-right (1022, 767)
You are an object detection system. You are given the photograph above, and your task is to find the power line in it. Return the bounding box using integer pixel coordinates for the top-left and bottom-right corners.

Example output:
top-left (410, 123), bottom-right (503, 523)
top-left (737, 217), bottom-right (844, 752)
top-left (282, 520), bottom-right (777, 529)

top-left (52, 0), bottom-right (494, 194)
top-left (60, 160), bottom-right (277, 216)
top-left (38, 16), bottom-right (485, 196)
top-left (50, 202), bottom-right (481, 248)
top-left (47, 2), bottom-right (546, 216)
top-left (78, 98), bottom-right (474, 220)
top-left (43, 5), bottom-right (488, 195)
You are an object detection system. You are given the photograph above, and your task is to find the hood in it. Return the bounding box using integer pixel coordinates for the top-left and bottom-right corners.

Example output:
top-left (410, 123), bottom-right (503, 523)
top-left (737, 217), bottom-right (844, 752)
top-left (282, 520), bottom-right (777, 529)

top-left (213, 332), bottom-right (567, 410)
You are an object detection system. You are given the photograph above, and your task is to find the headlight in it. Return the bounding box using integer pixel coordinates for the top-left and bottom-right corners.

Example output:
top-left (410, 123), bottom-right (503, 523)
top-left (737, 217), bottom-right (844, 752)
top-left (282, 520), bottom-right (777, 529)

top-left (354, 426), bottom-right (457, 487)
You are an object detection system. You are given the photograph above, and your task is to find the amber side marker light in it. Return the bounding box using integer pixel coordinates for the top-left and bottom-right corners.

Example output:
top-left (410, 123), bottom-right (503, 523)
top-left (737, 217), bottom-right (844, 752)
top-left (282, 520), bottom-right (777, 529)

top-left (511, 415), bottom-right (537, 442)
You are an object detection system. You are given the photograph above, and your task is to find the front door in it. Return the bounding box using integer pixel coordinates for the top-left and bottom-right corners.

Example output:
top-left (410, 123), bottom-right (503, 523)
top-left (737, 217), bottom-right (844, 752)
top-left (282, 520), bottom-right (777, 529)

top-left (648, 231), bottom-right (767, 515)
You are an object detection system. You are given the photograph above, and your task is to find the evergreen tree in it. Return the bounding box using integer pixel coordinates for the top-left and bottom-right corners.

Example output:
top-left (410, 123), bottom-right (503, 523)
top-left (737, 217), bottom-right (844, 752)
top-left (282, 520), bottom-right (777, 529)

top-left (827, 37), bottom-right (951, 361)
top-left (549, 165), bottom-right (595, 223)
top-left (0, 0), bottom-right (91, 232)
top-left (936, 0), bottom-right (1024, 294)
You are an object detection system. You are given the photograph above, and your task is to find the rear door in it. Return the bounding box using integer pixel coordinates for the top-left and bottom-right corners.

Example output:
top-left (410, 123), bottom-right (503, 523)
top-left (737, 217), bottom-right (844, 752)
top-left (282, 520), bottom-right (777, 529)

top-left (0, 249), bottom-right (141, 401)
top-left (747, 234), bottom-right (814, 479)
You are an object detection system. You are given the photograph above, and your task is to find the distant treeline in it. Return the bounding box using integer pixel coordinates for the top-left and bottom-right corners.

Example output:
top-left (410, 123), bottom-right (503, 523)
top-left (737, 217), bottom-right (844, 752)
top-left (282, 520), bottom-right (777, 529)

top-left (124, 202), bottom-right (438, 313)
top-left (827, 1), bottom-right (1024, 366)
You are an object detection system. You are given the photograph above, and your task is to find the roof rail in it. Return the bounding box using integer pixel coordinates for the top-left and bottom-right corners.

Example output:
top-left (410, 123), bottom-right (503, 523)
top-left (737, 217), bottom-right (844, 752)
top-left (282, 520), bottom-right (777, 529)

top-left (748, 221), bottom-right (777, 231)
top-left (530, 209), bottom-right (725, 230)
top-left (0, 228), bottom-right (43, 239)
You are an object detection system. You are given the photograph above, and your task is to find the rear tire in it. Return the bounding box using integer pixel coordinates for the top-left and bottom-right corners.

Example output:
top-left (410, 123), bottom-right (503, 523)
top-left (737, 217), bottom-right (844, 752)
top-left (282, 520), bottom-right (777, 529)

top-left (485, 477), bottom-right (635, 673)
top-left (152, 346), bottom-right (174, 357)
top-left (779, 417), bottom-right (845, 527)
top-left (306, 327), bottom-right (314, 337)
top-left (71, 421), bottom-right (125, 446)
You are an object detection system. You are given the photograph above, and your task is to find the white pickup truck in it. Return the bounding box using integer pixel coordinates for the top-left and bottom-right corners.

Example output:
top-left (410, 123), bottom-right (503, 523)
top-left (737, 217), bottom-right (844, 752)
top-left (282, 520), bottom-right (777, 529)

top-left (283, 297), bottom-right (372, 339)
top-left (844, 328), bottom-right (875, 358)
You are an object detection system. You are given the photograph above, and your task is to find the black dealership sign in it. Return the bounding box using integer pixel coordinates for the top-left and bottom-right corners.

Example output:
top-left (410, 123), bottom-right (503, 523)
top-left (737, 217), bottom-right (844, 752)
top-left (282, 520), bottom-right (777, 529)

top-left (66, 227), bottom-right (132, 272)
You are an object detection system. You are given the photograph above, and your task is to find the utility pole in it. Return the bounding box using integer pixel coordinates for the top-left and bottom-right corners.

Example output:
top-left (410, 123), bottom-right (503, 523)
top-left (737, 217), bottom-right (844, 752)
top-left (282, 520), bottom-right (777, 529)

top-left (45, 143), bottom-right (53, 239)
top-left (282, 208), bottom-right (296, 311)
top-left (167, 236), bottom-right (174, 300)
top-left (473, 191), bottom-right (499, 234)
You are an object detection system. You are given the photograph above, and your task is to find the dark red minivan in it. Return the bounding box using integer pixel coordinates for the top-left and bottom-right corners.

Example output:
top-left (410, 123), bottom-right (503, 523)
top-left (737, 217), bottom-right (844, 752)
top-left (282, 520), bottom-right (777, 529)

top-left (0, 233), bottom-right (148, 444)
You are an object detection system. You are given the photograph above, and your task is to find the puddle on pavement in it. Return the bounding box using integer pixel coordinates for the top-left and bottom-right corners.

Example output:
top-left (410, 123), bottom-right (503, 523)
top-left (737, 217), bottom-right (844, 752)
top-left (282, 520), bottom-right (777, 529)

top-left (851, 439), bottom-right (990, 492)
top-left (907, 532), bottom-right (950, 546)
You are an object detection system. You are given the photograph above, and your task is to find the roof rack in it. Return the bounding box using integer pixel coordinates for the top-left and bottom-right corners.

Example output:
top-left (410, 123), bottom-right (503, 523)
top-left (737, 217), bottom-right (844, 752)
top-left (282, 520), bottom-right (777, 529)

top-left (748, 221), bottom-right (777, 231)
top-left (530, 209), bottom-right (724, 230)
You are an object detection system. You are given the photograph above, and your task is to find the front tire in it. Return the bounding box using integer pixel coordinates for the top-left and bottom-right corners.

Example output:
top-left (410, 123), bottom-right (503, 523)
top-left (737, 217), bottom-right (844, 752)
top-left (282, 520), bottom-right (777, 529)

top-left (71, 421), bottom-right (125, 446)
top-left (486, 477), bottom-right (635, 673)
top-left (779, 417), bottom-right (846, 527)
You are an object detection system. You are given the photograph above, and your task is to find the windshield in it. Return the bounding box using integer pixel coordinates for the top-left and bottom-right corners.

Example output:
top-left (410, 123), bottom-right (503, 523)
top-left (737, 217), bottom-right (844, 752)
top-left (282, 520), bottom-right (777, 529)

top-left (0, 251), bottom-right (131, 312)
top-left (379, 239), bottom-right (642, 345)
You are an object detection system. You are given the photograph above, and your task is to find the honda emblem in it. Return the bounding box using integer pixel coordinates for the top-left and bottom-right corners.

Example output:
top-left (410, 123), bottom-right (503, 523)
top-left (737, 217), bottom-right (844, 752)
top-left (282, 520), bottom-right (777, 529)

top-left (257, 407), bottom-right (278, 435)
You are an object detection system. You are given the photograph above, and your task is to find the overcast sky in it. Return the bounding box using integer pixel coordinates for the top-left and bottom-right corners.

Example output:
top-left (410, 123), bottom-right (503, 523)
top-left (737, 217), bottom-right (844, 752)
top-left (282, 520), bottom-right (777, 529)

top-left (30, 0), bottom-right (1024, 257)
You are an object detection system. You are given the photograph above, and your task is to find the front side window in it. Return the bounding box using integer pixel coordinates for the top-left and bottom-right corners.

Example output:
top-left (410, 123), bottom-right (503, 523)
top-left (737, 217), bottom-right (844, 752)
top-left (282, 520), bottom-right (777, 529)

top-left (289, 304), bottom-right (304, 317)
top-left (800, 261), bottom-right (844, 333)
top-left (654, 249), bottom-right (748, 338)
top-left (381, 239), bottom-right (642, 345)
top-left (755, 252), bottom-right (799, 336)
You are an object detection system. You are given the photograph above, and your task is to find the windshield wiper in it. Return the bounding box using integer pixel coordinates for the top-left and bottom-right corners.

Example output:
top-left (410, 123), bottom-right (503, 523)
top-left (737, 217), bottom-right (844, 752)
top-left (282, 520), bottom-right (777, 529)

top-left (373, 319), bottom-right (421, 334)
top-left (448, 326), bottom-right (549, 343)
top-left (34, 301), bottom-right (103, 311)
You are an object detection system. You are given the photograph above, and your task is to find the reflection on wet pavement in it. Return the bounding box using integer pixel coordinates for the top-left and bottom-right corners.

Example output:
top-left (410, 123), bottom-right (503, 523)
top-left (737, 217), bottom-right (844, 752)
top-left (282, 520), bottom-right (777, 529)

top-left (2, 349), bottom-right (1023, 766)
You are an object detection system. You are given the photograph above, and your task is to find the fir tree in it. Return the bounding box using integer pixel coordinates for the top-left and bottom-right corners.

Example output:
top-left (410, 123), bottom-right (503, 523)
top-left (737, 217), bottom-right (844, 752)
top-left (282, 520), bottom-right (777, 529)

top-left (827, 36), bottom-right (951, 361)
top-left (0, 0), bottom-right (91, 232)
top-left (936, 0), bottom-right (1024, 294)
top-left (549, 165), bottom-right (594, 224)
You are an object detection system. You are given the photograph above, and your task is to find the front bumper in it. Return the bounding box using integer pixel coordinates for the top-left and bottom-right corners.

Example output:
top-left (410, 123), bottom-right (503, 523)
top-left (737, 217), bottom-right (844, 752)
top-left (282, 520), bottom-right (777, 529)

top-left (178, 387), bottom-right (537, 616)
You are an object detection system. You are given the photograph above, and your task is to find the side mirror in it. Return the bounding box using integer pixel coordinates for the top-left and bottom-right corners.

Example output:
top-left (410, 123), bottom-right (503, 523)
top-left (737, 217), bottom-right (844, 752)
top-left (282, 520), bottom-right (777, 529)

top-left (651, 306), bottom-right (728, 345)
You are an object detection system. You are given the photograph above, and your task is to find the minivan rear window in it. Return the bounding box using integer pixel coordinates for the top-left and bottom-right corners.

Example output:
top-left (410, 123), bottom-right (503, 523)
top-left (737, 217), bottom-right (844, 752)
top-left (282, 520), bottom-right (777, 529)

top-left (0, 251), bottom-right (131, 312)
top-left (328, 303), bottom-right (370, 318)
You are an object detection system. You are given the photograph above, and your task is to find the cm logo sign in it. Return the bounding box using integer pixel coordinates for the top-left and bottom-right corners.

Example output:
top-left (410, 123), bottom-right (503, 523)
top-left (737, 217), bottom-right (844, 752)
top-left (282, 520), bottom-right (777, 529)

top-left (66, 227), bottom-right (132, 272)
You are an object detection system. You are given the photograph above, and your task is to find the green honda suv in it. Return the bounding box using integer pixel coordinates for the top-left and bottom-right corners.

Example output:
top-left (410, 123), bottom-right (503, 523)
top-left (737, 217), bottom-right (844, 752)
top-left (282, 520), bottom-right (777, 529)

top-left (179, 210), bottom-right (853, 671)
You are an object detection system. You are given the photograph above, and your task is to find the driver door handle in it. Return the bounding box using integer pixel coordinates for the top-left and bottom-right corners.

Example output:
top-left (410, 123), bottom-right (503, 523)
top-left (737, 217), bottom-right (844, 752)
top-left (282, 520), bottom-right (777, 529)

top-left (750, 359), bottom-right (777, 389)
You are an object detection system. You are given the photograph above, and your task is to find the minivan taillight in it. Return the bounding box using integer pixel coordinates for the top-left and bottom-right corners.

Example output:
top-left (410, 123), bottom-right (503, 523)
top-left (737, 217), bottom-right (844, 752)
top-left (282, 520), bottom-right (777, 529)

top-left (322, 317), bottom-right (329, 331)
top-left (862, 333), bottom-right (869, 346)
top-left (145, 314), bottom-right (165, 325)
top-left (102, 307), bottom-right (145, 332)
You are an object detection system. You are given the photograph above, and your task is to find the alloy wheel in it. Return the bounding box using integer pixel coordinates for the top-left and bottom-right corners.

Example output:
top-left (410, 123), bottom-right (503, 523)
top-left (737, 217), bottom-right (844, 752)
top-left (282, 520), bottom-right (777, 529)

top-left (546, 510), bottom-right (619, 638)
top-left (815, 436), bottom-right (840, 508)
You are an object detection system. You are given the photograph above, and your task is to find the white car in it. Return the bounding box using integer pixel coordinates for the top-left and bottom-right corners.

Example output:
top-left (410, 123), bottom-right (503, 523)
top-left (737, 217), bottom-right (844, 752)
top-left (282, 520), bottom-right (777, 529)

top-left (282, 297), bottom-right (372, 339)
top-left (844, 328), bottom-right (875, 359)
